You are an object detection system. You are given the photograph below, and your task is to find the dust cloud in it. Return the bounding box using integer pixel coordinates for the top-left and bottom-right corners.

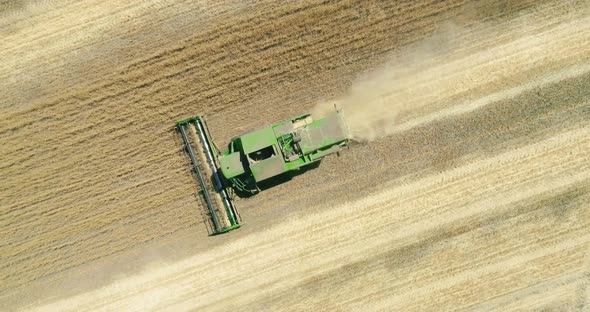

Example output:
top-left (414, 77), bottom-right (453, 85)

top-left (313, 6), bottom-right (587, 141)
top-left (312, 23), bottom-right (467, 141)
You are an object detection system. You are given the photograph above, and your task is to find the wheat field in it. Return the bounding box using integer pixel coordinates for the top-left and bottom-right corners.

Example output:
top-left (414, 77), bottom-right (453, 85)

top-left (1, 0), bottom-right (589, 310)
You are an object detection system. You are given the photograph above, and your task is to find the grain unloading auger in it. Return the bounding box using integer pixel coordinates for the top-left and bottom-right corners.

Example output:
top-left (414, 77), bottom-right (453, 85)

top-left (176, 110), bottom-right (350, 235)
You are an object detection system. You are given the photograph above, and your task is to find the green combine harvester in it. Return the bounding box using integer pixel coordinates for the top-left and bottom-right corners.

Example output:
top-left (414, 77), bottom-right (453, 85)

top-left (176, 111), bottom-right (350, 235)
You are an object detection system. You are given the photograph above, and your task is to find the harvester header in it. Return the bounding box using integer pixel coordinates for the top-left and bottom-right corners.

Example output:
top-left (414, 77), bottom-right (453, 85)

top-left (176, 110), bottom-right (349, 235)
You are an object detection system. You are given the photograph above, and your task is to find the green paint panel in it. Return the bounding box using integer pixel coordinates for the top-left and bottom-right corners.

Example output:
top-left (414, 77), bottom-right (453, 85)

top-left (219, 152), bottom-right (245, 179)
top-left (240, 127), bottom-right (278, 155)
top-left (250, 155), bottom-right (286, 182)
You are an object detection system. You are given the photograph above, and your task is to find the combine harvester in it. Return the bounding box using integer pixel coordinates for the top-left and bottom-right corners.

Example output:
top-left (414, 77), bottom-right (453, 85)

top-left (176, 111), bottom-right (350, 235)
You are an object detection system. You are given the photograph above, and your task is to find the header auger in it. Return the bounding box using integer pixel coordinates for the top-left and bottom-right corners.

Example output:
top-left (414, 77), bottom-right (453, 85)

top-left (176, 110), bottom-right (350, 235)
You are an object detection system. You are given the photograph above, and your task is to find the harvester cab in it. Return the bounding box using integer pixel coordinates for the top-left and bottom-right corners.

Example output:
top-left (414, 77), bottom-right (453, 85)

top-left (176, 110), bottom-right (349, 235)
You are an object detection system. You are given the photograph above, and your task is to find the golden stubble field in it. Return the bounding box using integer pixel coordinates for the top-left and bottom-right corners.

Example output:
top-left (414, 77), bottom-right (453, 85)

top-left (1, 0), bottom-right (589, 310)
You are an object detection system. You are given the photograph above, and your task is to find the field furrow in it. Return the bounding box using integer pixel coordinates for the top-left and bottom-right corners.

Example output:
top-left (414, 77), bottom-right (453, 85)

top-left (1, 0), bottom-right (589, 310)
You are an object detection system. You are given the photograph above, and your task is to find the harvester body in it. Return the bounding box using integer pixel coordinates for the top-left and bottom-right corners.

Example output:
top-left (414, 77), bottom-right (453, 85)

top-left (219, 112), bottom-right (349, 194)
top-left (176, 111), bottom-right (349, 235)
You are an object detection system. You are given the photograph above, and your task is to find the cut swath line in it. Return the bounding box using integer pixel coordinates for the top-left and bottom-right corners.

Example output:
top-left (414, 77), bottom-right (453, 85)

top-left (26, 125), bottom-right (590, 311)
top-left (390, 63), bottom-right (590, 134)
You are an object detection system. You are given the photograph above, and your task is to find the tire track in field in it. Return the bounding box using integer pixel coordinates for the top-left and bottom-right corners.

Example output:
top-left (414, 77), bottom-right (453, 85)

top-left (1, 0), bottom-right (589, 309)
top-left (0, 0), bottom-right (473, 295)
top-left (236, 7), bottom-right (590, 219)
top-left (24, 125), bottom-right (590, 311)
top-left (312, 14), bottom-right (590, 141)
